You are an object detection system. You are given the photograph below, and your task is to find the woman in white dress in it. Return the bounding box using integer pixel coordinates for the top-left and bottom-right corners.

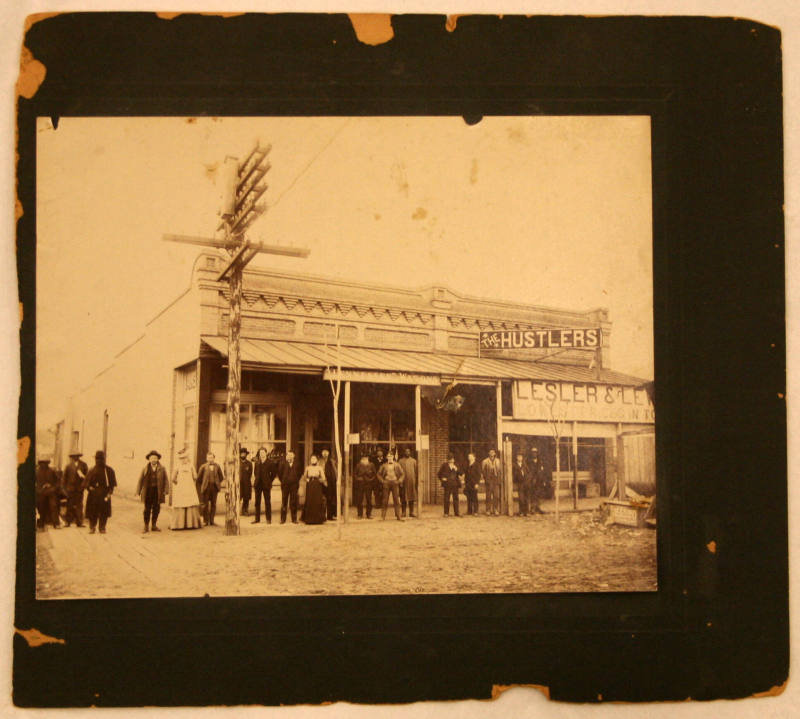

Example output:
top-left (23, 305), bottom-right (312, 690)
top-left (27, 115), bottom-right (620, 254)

top-left (170, 447), bottom-right (202, 530)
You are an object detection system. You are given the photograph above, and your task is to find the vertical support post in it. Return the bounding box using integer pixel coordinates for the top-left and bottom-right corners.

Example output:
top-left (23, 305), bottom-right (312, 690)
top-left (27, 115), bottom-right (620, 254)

top-left (223, 262), bottom-right (242, 536)
top-left (415, 384), bottom-right (422, 518)
top-left (304, 414), bottom-right (313, 465)
top-left (503, 437), bottom-right (514, 516)
top-left (611, 422), bottom-right (621, 498)
top-left (343, 380), bottom-right (351, 524)
top-left (572, 421), bottom-right (579, 510)
top-left (617, 423), bottom-right (627, 502)
top-left (554, 432), bottom-right (561, 522)
top-left (496, 381), bottom-right (508, 514)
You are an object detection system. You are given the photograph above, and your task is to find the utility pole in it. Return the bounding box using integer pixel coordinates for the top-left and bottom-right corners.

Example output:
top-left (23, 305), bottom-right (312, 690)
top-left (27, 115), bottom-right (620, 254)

top-left (165, 141), bottom-right (309, 536)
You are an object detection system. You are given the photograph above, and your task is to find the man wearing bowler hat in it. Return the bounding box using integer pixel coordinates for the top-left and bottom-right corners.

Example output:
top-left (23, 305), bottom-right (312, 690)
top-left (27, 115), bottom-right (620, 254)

top-left (239, 447), bottom-right (253, 516)
top-left (136, 449), bottom-right (168, 533)
top-left (62, 451), bottom-right (88, 527)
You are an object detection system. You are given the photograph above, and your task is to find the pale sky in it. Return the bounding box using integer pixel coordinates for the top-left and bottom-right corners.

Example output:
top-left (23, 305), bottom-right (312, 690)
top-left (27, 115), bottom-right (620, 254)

top-left (36, 115), bottom-right (653, 427)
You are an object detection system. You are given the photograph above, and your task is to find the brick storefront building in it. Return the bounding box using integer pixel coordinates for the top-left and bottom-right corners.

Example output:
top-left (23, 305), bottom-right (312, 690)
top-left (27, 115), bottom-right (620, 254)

top-left (60, 251), bottom-right (654, 511)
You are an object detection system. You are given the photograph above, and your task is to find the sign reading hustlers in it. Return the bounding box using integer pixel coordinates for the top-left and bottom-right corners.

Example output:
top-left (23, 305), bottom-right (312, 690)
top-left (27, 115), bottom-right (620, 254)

top-left (480, 328), bottom-right (602, 351)
top-left (513, 380), bottom-right (655, 424)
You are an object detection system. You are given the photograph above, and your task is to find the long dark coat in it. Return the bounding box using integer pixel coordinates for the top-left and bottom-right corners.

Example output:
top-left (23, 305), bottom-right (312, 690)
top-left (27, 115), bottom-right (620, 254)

top-left (525, 456), bottom-right (548, 498)
top-left (240, 458), bottom-right (253, 500)
top-left (84, 463), bottom-right (117, 520)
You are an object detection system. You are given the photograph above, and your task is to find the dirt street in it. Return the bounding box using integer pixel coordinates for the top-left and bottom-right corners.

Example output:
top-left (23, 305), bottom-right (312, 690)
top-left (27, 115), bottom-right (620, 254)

top-left (36, 495), bottom-right (657, 598)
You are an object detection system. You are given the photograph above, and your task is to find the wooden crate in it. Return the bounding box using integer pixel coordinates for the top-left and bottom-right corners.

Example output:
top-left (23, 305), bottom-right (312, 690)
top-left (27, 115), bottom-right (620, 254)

top-left (605, 499), bottom-right (649, 528)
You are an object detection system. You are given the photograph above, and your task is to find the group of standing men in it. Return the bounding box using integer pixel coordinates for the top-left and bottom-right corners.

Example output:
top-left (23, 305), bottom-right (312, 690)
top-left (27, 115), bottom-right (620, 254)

top-left (36, 450), bottom-right (118, 533)
top-left (238, 447), bottom-right (339, 525)
top-left (352, 447), bottom-right (418, 520)
top-left (36, 444), bottom-right (550, 532)
top-left (436, 446), bottom-right (549, 517)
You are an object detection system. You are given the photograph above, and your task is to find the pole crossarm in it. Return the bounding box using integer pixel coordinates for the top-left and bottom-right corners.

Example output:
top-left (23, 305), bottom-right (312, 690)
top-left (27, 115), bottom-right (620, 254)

top-left (164, 233), bottom-right (310, 259)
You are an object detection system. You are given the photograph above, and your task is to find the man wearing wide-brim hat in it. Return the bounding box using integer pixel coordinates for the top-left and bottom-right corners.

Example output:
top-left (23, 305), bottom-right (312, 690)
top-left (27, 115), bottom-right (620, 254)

top-left (35, 455), bottom-right (60, 530)
top-left (136, 450), bottom-right (169, 533)
top-left (84, 450), bottom-right (117, 534)
top-left (62, 451), bottom-right (88, 528)
top-left (239, 447), bottom-right (253, 517)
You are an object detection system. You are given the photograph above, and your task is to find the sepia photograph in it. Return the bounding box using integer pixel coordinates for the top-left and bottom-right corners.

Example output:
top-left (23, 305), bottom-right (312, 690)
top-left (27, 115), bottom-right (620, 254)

top-left (33, 115), bottom-right (657, 599)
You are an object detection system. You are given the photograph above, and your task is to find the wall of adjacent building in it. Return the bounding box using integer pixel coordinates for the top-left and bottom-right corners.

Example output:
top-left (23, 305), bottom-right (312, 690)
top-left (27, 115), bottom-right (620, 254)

top-left (61, 285), bottom-right (201, 494)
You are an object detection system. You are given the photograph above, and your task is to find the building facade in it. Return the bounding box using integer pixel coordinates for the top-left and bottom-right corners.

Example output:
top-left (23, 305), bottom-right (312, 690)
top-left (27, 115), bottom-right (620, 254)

top-left (59, 251), bottom-right (655, 509)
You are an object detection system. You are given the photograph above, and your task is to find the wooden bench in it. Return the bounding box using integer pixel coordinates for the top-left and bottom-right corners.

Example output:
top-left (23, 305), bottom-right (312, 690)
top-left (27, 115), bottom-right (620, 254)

top-left (552, 471), bottom-right (595, 498)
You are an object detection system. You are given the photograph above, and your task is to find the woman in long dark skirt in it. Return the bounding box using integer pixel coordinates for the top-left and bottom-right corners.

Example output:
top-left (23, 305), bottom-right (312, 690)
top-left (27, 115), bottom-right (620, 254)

top-left (300, 455), bottom-right (327, 525)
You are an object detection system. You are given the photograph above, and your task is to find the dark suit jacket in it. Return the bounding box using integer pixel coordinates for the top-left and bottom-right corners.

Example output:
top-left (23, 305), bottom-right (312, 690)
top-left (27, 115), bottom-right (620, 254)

top-left (323, 459), bottom-right (337, 493)
top-left (525, 457), bottom-right (549, 494)
top-left (253, 456), bottom-right (274, 488)
top-left (464, 462), bottom-right (482, 491)
top-left (62, 461), bottom-right (88, 494)
top-left (437, 462), bottom-right (460, 489)
top-left (277, 459), bottom-right (302, 486)
top-left (136, 463), bottom-right (169, 503)
top-left (198, 462), bottom-right (225, 495)
top-left (512, 462), bottom-right (531, 487)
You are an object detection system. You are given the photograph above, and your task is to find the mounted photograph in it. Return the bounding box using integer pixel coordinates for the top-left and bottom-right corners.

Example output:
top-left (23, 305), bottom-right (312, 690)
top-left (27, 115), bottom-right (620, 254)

top-left (34, 114), bottom-right (656, 599)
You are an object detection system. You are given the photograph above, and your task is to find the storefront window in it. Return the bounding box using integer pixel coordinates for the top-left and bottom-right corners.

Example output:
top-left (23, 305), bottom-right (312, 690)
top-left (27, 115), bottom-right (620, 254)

top-left (448, 408), bottom-right (495, 466)
top-left (391, 409), bottom-right (414, 444)
top-left (183, 405), bottom-right (195, 458)
top-left (355, 409), bottom-right (389, 443)
top-left (352, 408), bottom-right (417, 456)
top-left (209, 402), bottom-right (287, 460)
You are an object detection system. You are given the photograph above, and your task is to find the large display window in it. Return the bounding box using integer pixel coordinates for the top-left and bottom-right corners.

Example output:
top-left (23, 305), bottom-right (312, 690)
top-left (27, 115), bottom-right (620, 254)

top-left (209, 402), bottom-right (288, 459)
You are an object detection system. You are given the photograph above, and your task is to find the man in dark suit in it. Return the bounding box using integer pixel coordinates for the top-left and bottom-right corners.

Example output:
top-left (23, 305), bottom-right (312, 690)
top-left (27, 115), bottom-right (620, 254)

top-left (321, 448), bottom-right (337, 520)
top-left (84, 450), bottom-right (117, 534)
top-left (198, 451), bottom-right (225, 526)
top-left (437, 453), bottom-right (461, 517)
top-left (277, 450), bottom-right (302, 524)
top-left (61, 451), bottom-right (88, 527)
top-left (35, 456), bottom-right (61, 530)
top-left (353, 454), bottom-right (376, 519)
top-left (526, 446), bottom-right (548, 515)
top-left (239, 447), bottom-right (253, 516)
top-left (463, 452), bottom-right (481, 516)
top-left (135, 449), bottom-right (168, 532)
top-left (252, 447), bottom-right (276, 524)
top-left (512, 451), bottom-right (532, 516)
top-left (372, 447), bottom-right (387, 512)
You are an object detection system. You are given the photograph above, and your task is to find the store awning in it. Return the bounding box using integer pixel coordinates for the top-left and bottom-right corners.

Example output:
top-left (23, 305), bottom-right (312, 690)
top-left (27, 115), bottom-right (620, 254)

top-left (200, 336), bottom-right (648, 387)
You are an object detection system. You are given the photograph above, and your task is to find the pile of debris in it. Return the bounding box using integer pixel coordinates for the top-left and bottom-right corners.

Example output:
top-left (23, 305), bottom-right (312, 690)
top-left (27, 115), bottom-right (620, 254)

top-left (600, 483), bottom-right (656, 529)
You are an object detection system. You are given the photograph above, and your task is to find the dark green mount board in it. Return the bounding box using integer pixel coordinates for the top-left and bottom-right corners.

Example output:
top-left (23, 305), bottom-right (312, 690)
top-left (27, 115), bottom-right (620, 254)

top-left (14, 13), bottom-right (786, 706)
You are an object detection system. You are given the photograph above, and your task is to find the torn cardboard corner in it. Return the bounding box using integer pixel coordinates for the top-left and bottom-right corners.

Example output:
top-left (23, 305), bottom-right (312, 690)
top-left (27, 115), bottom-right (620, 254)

top-left (15, 627), bottom-right (66, 647)
top-left (348, 14), bottom-right (394, 45)
top-left (492, 684), bottom-right (550, 701)
top-left (17, 46), bottom-right (46, 100)
top-left (17, 436), bottom-right (30, 466)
